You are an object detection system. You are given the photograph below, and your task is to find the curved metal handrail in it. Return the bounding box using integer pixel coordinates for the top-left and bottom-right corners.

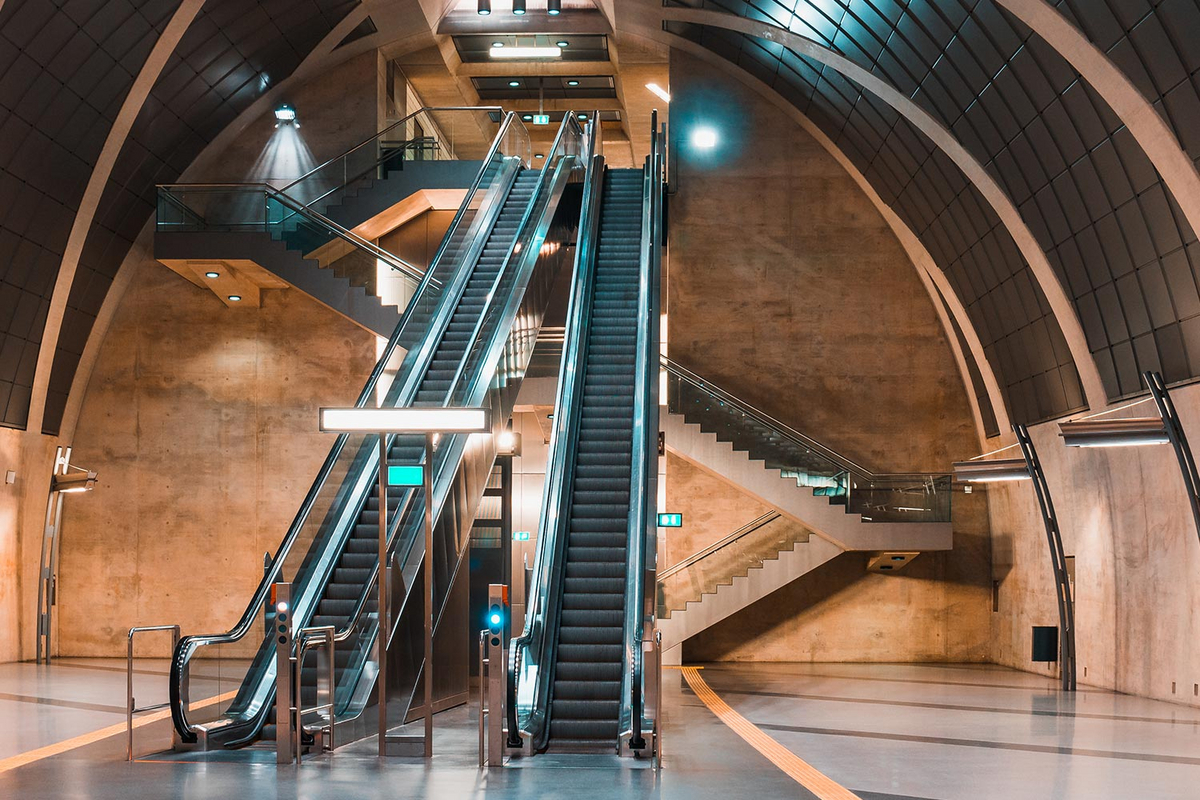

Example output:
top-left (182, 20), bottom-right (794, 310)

top-left (169, 112), bottom-right (523, 743)
top-left (657, 512), bottom-right (782, 581)
top-left (620, 112), bottom-right (665, 751)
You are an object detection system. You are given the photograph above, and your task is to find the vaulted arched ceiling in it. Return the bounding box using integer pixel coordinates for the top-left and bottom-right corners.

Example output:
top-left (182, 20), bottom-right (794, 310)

top-left (5, 0), bottom-right (1200, 436)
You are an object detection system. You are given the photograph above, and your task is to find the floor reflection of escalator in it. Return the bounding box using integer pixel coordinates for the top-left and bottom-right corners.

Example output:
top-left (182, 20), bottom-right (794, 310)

top-left (547, 168), bottom-right (644, 752)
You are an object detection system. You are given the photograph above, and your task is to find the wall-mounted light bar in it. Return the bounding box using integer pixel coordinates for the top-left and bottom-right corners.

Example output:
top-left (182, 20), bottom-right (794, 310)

top-left (489, 46), bottom-right (562, 59)
top-left (320, 407), bottom-right (490, 433)
top-left (646, 83), bottom-right (671, 102)
top-left (951, 458), bottom-right (1031, 483)
top-left (1058, 417), bottom-right (1169, 448)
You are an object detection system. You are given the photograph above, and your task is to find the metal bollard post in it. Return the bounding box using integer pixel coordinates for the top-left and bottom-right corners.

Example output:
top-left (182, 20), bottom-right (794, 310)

top-left (478, 630), bottom-right (488, 768)
top-left (273, 583), bottom-right (293, 765)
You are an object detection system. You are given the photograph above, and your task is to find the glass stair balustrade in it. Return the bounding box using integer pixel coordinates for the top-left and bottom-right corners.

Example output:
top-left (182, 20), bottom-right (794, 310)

top-left (661, 359), bottom-right (952, 524)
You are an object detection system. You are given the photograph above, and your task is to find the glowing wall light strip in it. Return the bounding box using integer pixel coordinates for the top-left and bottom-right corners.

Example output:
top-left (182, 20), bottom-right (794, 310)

top-left (951, 458), bottom-right (1031, 483)
top-left (320, 407), bottom-right (490, 432)
top-left (1058, 417), bottom-right (1169, 448)
top-left (646, 83), bottom-right (671, 102)
top-left (489, 46), bottom-right (561, 59)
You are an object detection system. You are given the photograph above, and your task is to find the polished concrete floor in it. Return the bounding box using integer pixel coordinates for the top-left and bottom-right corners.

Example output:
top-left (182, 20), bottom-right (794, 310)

top-left (1, 660), bottom-right (1198, 799)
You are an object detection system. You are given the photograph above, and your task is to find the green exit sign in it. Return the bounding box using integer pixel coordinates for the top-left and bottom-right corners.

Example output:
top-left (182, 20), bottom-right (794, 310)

top-left (388, 465), bottom-right (423, 487)
top-left (513, 531), bottom-right (531, 541)
top-left (532, 114), bottom-right (550, 125)
top-left (657, 513), bottom-right (683, 528)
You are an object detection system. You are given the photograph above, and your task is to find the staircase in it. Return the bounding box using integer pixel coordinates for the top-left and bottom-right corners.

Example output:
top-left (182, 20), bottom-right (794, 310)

top-left (154, 160), bottom-right (479, 337)
top-left (655, 513), bottom-right (842, 660)
top-left (656, 360), bottom-right (952, 660)
top-left (661, 359), bottom-right (953, 553)
top-left (548, 168), bottom-right (644, 752)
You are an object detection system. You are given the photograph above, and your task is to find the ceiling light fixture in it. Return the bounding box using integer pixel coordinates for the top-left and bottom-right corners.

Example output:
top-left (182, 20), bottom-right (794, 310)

top-left (952, 458), bottom-right (1030, 483)
top-left (646, 82), bottom-right (671, 102)
top-left (490, 46), bottom-right (562, 59)
top-left (205, 271), bottom-right (220, 279)
top-left (512, 0), bottom-right (525, 14)
top-left (522, 113), bottom-right (533, 121)
top-left (274, 103), bottom-right (298, 128)
top-left (566, 79), bottom-right (579, 86)
top-left (477, 0), bottom-right (491, 14)
top-left (509, 80), bottom-right (521, 87)
top-left (492, 40), bottom-right (504, 48)
top-left (1058, 417), bottom-right (1170, 448)
top-left (547, 0), bottom-right (561, 14)
top-left (228, 295), bottom-right (242, 302)
top-left (556, 40), bottom-right (569, 47)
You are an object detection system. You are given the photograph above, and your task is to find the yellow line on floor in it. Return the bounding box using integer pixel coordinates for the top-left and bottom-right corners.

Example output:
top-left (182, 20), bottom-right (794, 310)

top-left (680, 666), bottom-right (860, 800)
top-left (0, 690), bottom-right (237, 775)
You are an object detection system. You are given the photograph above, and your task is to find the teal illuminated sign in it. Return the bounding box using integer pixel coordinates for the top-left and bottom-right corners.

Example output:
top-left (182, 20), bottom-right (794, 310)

top-left (532, 114), bottom-right (550, 125)
top-left (387, 465), bottom-right (424, 487)
top-left (657, 513), bottom-right (683, 528)
top-left (513, 531), bottom-right (531, 541)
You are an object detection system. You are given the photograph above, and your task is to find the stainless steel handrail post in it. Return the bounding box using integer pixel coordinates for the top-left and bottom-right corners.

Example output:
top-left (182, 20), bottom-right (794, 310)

top-left (654, 629), bottom-right (662, 771)
top-left (127, 625), bottom-right (181, 761)
top-left (290, 624), bottom-right (336, 765)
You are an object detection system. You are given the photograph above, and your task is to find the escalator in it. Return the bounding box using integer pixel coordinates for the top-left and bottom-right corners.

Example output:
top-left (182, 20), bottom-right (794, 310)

top-left (168, 111), bottom-right (593, 750)
top-left (511, 117), bottom-right (665, 754)
top-left (548, 168), bottom-right (643, 750)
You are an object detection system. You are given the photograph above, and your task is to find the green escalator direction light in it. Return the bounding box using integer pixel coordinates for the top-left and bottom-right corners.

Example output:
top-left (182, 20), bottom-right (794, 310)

top-left (657, 512), bottom-right (683, 528)
top-left (387, 465), bottom-right (424, 487)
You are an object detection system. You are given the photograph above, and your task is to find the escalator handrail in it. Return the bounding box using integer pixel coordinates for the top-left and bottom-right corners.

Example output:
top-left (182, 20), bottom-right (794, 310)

top-left (619, 113), bottom-right (665, 749)
top-left (441, 110), bottom-right (588, 407)
top-left (168, 112), bottom-right (523, 742)
top-left (509, 144), bottom-right (606, 748)
top-left (155, 182), bottom-right (427, 283)
top-left (317, 110), bottom-right (588, 729)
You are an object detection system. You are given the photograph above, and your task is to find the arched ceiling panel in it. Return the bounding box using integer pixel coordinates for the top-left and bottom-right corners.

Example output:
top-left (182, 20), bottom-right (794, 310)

top-left (1054, 1), bottom-right (1200, 164)
top-left (669, 19), bottom-right (1084, 424)
top-left (667, 0), bottom-right (1200, 408)
top-left (0, 0), bottom-right (180, 429)
top-left (39, 0), bottom-right (360, 434)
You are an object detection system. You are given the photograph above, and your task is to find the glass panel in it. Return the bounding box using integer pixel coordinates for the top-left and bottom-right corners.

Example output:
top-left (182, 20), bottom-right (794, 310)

top-left (662, 359), bottom-right (952, 523)
top-left (657, 514), bottom-right (808, 616)
top-left (279, 107), bottom-right (498, 213)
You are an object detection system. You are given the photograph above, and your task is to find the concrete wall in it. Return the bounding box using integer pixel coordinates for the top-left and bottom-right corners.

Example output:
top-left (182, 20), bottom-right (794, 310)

top-left (985, 394), bottom-right (1200, 707)
top-left (46, 53), bottom-right (384, 657)
top-left (0, 427), bottom-right (21, 663)
top-left (200, 50), bottom-right (382, 186)
top-left (58, 256), bottom-right (376, 655)
top-left (667, 50), bottom-right (991, 663)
